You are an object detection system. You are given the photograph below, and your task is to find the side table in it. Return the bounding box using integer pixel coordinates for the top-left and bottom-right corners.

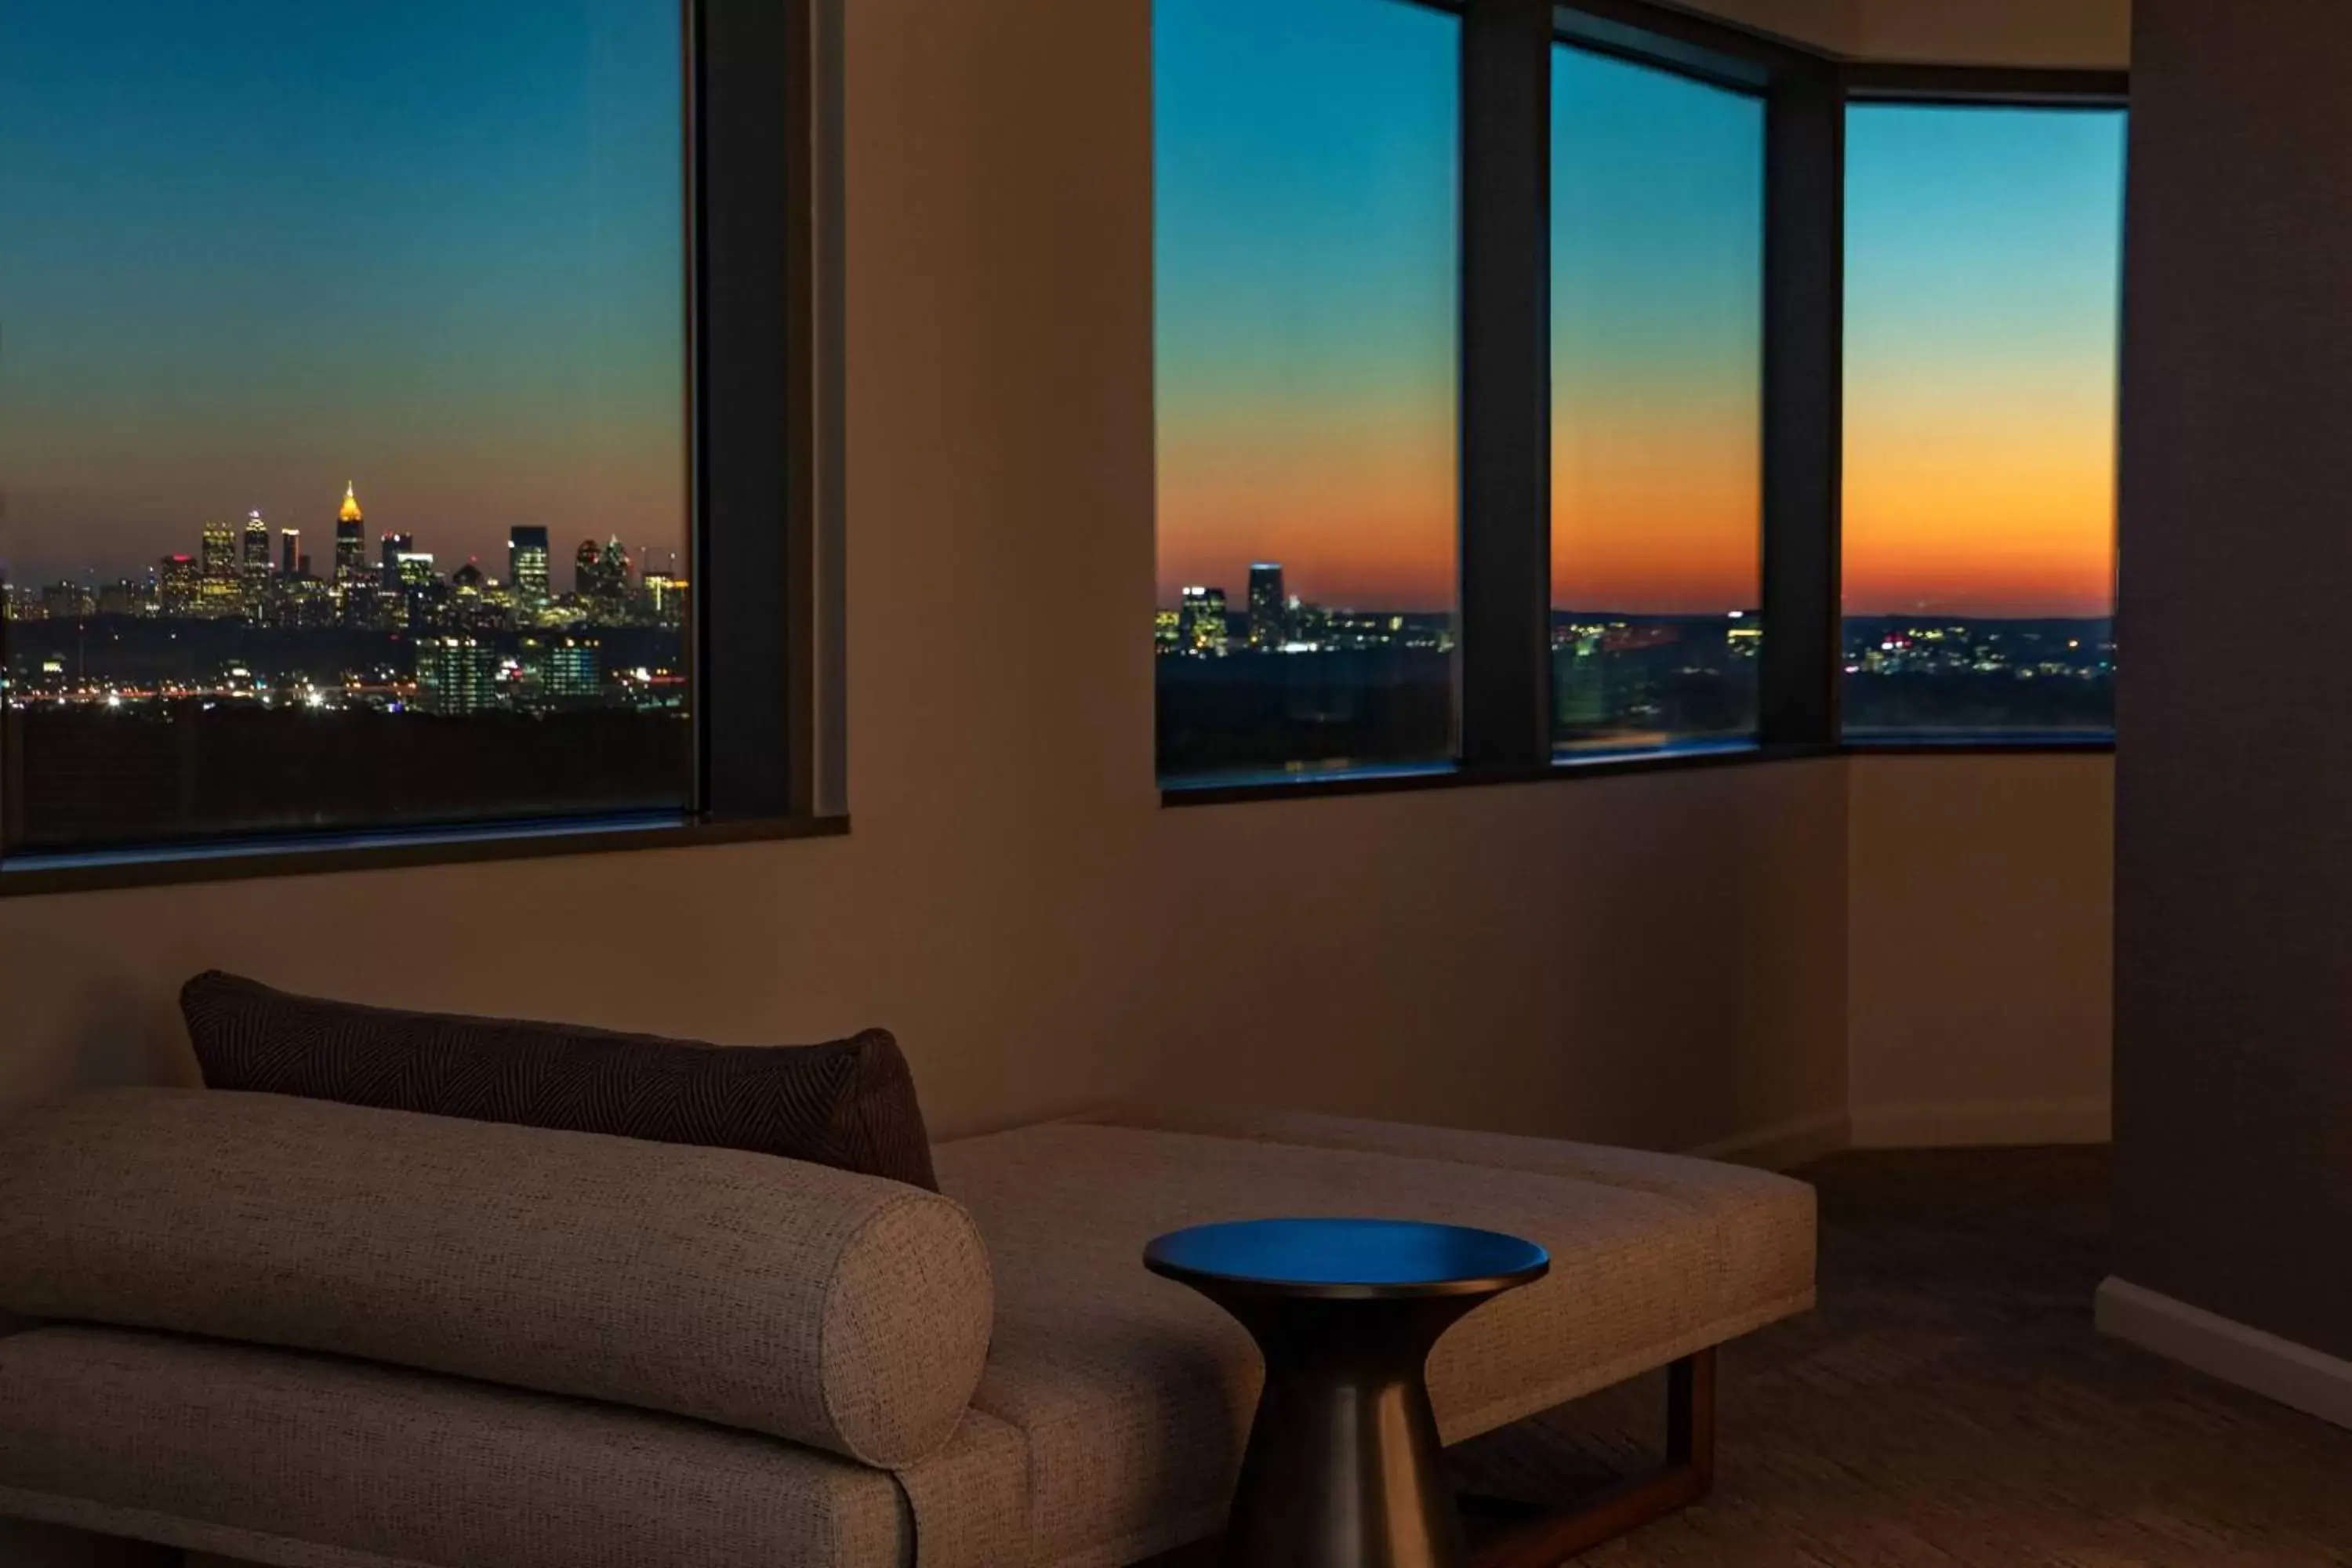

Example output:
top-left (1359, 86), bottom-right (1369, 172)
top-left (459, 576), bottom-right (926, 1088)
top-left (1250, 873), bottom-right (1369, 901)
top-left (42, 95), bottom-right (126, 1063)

top-left (1145, 1216), bottom-right (1550, 1568)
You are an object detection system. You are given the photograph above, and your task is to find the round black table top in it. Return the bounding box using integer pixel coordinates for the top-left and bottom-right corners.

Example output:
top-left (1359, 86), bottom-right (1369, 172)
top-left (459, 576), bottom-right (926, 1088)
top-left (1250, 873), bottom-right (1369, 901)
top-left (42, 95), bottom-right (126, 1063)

top-left (1145, 1217), bottom-right (1550, 1301)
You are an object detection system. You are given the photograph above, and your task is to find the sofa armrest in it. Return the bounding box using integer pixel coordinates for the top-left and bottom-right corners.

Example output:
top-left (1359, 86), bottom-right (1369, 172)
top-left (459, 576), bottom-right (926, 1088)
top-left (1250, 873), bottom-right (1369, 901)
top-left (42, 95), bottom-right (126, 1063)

top-left (0, 1088), bottom-right (995, 1468)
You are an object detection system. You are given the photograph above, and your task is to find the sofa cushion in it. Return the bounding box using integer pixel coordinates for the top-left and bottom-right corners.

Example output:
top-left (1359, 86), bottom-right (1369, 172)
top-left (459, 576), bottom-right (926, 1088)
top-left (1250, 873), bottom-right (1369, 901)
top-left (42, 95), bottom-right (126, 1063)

top-left (934, 1119), bottom-right (1814, 1568)
top-left (0, 1089), bottom-right (993, 1469)
top-left (0, 1325), bottom-right (919, 1568)
top-left (180, 970), bottom-right (938, 1192)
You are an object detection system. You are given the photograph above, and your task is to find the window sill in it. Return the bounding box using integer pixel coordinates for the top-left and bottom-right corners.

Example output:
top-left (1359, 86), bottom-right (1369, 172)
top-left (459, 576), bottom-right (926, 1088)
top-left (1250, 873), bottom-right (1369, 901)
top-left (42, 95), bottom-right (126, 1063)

top-left (1160, 741), bottom-right (1838, 807)
top-left (1160, 731), bottom-right (2114, 808)
top-left (1842, 733), bottom-right (2115, 755)
top-left (0, 812), bottom-right (849, 898)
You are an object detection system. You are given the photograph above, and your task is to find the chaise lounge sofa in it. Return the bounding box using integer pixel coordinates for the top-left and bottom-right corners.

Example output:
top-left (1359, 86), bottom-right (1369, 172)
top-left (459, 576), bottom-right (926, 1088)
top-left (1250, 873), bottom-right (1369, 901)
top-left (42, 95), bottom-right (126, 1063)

top-left (0, 1090), bottom-right (1813, 1567)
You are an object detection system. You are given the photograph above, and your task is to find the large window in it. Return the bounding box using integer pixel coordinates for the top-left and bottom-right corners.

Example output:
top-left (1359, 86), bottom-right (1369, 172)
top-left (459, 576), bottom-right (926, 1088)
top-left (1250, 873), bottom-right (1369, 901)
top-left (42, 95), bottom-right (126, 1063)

top-left (0, 0), bottom-right (690, 853)
top-left (1552, 44), bottom-right (1764, 759)
top-left (1842, 103), bottom-right (2127, 739)
top-left (1154, 0), bottom-right (1461, 783)
top-left (1, 0), bottom-right (811, 877)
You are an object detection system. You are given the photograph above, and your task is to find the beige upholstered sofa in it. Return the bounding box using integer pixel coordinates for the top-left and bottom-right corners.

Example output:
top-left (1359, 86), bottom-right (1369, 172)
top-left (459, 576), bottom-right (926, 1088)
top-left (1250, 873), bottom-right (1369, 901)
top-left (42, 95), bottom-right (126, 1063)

top-left (0, 1091), bottom-right (1814, 1568)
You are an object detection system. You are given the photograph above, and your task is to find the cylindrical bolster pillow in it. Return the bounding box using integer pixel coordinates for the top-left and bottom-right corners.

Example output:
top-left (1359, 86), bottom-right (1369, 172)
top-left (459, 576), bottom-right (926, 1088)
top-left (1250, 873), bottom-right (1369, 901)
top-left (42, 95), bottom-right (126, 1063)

top-left (0, 1089), bottom-right (992, 1468)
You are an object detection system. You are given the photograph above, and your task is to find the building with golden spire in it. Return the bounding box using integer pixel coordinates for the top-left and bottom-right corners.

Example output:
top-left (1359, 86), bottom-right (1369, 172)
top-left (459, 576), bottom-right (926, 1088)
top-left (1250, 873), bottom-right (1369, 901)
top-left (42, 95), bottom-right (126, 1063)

top-left (333, 481), bottom-right (369, 588)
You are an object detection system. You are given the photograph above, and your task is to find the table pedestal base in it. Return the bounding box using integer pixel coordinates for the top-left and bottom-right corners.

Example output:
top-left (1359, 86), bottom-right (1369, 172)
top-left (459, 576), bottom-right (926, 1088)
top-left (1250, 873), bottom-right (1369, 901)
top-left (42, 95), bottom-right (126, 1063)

top-left (1219, 1294), bottom-right (1486, 1568)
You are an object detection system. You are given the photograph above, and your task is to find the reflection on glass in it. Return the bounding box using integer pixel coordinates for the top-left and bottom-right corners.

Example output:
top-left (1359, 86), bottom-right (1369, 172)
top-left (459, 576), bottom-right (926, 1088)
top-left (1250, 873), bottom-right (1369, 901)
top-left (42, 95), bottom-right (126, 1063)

top-left (1843, 104), bottom-right (2126, 739)
top-left (0, 1), bottom-right (691, 852)
top-left (1552, 45), bottom-right (1764, 760)
top-left (1154, 0), bottom-right (1461, 784)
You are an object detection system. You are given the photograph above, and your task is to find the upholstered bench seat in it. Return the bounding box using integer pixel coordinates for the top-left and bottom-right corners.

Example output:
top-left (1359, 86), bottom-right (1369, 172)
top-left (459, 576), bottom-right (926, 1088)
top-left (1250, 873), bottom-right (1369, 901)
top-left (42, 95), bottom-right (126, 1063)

top-left (938, 1110), bottom-right (1816, 1568)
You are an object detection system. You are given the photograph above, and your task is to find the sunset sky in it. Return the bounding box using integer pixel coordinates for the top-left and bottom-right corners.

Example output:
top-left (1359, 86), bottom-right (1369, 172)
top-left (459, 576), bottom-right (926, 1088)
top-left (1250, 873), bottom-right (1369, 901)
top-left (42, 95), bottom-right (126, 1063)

top-left (1158, 1), bottom-right (2125, 622)
top-left (1156, 0), bottom-right (1461, 613)
top-left (1552, 45), bottom-right (1762, 615)
top-left (0, 0), bottom-right (687, 586)
top-left (1845, 103), bottom-right (2126, 619)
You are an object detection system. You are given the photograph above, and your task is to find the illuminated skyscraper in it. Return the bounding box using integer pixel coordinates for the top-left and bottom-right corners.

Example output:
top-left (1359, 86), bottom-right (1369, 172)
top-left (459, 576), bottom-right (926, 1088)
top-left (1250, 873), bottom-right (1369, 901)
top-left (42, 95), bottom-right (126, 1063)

top-left (1247, 563), bottom-right (1287, 650)
top-left (574, 539), bottom-right (602, 597)
top-left (334, 483), bottom-right (368, 586)
top-left (509, 527), bottom-right (551, 614)
top-left (281, 528), bottom-right (302, 578)
top-left (1180, 586), bottom-right (1229, 655)
top-left (640, 572), bottom-right (688, 629)
top-left (241, 511), bottom-right (274, 615)
top-left (379, 532), bottom-right (415, 592)
top-left (158, 554), bottom-right (201, 617)
top-left (198, 520), bottom-right (240, 615)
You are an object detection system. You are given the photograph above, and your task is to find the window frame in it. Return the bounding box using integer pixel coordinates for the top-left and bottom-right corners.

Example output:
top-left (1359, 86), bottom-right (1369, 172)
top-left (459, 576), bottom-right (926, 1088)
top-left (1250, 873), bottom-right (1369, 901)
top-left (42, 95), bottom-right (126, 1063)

top-left (0, 0), bottom-right (842, 895)
top-left (1163, 0), bottom-right (2126, 808)
top-left (1836, 65), bottom-right (2129, 754)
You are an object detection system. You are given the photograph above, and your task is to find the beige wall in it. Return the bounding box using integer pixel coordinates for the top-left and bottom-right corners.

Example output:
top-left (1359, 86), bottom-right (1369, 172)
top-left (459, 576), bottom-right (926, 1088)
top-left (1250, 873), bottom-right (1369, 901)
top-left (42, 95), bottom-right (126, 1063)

top-left (1855, 0), bottom-right (2131, 67)
top-left (1848, 755), bottom-right (2115, 1147)
top-left (1674, 0), bottom-right (2131, 63)
top-left (0, 0), bottom-right (1853, 1165)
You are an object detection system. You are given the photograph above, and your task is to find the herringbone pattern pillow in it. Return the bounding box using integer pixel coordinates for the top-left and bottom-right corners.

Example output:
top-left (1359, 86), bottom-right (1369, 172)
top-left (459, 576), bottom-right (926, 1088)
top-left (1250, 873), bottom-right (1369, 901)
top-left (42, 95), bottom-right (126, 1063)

top-left (179, 971), bottom-right (938, 1191)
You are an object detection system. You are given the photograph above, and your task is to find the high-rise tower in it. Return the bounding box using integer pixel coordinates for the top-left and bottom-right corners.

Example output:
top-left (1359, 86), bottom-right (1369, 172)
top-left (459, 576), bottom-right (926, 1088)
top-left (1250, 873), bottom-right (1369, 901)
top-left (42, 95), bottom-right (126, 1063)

top-left (509, 527), bottom-right (551, 615)
top-left (334, 482), bottom-right (368, 585)
top-left (1247, 563), bottom-right (1287, 650)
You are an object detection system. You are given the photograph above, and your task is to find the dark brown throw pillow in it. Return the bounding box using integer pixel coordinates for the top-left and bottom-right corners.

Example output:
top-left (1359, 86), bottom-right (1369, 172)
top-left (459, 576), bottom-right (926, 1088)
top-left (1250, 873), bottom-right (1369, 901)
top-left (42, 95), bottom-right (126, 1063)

top-left (179, 971), bottom-right (938, 1192)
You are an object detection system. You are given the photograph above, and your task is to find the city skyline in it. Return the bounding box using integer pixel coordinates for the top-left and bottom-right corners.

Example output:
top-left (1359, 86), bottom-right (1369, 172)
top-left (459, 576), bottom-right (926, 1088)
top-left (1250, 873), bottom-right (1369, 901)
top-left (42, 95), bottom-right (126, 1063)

top-left (0, 0), bottom-right (687, 586)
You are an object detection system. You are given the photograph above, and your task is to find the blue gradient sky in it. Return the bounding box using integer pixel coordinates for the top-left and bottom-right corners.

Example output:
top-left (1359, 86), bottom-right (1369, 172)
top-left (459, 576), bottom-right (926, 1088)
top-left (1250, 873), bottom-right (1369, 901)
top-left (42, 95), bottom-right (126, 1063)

top-left (1552, 45), bottom-right (1762, 613)
top-left (0, 0), bottom-right (685, 586)
top-left (1156, 0), bottom-right (1460, 612)
top-left (1845, 104), bottom-right (2127, 617)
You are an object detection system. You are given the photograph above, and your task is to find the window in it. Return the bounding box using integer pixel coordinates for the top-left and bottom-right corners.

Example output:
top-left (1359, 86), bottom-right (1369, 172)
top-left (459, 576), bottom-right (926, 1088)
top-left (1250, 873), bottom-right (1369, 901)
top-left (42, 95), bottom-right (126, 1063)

top-left (1154, 0), bottom-right (1461, 784)
top-left (0, 0), bottom-right (810, 874)
top-left (1842, 103), bottom-right (2127, 739)
top-left (1552, 44), bottom-right (1765, 759)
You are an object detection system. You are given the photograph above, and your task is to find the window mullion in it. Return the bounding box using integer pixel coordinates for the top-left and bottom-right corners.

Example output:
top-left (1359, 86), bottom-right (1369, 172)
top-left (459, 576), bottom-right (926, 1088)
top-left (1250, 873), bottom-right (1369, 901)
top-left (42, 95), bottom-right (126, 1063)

top-left (1458, 0), bottom-right (1556, 773)
top-left (1759, 62), bottom-right (1846, 749)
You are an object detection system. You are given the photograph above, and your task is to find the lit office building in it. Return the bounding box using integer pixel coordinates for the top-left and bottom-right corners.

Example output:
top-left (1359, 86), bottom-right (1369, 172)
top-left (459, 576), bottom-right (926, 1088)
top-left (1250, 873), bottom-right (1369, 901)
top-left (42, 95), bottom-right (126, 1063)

top-left (1180, 586), bottom-right (1229, 655)
top-left (241, 511), bottom-right (273, 610)
top-left (158, 554), bottom-right (201, 617)
top-left (1247, 563), bottom-right (1287, 650)
top-left (198, 520), bottom-right (241, 615)
top-left (641, 572), bottom-right (688, 629)
top-left (414, 637), bottom-right (502, 716)
top-left (528, 636), bottom-right (604, 705)
top-left (510, 527), bottom-right (552, 615)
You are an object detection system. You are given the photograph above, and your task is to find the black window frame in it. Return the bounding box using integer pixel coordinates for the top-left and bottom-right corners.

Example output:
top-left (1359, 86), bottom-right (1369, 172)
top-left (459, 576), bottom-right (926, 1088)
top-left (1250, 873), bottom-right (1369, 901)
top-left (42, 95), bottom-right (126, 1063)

top-left (1163, 0), bottom-right (2127, 807)
top-left (0, 0), bottom-right (841, 896)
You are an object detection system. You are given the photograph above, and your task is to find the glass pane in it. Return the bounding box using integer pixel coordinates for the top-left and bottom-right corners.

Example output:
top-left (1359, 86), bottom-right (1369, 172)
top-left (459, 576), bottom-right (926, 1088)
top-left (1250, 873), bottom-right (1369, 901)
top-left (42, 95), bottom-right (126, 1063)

top-left (1551, 47), bottom-right (1764, 760)
top-left (0, 1), bottom-right (690, 853)
top-left (1155, 0), bottom-right (1461, 784)
top-left (1843, 104), bottom-right (2126, 739)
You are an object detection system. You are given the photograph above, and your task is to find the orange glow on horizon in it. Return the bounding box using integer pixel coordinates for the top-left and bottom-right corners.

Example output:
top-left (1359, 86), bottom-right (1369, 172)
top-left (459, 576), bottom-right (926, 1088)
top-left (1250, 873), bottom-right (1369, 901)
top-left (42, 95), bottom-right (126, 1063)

top-left (1843, 381), bottom-right (2117, 619)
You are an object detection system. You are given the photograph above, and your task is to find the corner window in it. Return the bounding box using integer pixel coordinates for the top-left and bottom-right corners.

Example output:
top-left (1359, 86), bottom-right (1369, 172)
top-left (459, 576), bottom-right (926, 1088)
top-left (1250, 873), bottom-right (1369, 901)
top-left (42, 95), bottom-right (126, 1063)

top-left (1552, 43), bottom-right (1764, 760)
top-left (1842, 103), bottom-right (2127, 740)
top-left (1153, 0), bottom-right (1461, 785)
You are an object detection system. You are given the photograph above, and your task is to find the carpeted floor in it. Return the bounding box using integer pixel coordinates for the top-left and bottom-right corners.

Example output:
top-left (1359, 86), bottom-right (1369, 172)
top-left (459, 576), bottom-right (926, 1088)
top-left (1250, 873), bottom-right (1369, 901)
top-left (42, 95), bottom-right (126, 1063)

top-left (1155, 1147), bottom-right (2352, 1566)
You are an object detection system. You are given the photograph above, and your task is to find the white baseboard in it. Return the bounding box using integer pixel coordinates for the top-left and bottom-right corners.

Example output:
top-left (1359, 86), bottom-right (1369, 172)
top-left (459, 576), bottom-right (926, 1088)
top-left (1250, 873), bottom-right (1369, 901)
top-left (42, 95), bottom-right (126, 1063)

top-left (1849, 1097), bottom-right (2111, 1149)
top-left (2097, 1277), bottom-right (2352, 1432)
top-left (1686, 1109), bottom-right (1851, 1171)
